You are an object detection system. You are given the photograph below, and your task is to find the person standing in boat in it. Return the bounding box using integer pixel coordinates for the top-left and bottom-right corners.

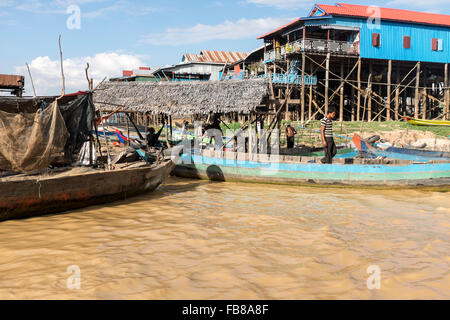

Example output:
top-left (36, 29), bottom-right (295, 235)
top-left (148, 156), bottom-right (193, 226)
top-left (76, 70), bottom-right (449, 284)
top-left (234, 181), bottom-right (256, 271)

top-left (285, 123), bottom-right (297, 149)
top-left (320, 108), bottom-right (337, 164)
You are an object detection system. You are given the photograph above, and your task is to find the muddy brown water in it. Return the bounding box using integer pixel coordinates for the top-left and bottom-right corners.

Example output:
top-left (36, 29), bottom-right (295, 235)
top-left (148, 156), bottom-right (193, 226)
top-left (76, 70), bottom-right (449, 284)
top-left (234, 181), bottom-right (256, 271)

top-left (0, 177), bottom-right (449, 299)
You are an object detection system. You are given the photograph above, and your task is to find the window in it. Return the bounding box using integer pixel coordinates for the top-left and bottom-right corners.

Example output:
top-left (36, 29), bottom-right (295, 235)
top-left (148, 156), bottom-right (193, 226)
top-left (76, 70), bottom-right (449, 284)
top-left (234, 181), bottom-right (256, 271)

top-left (432, 38), bottom-right (438, 51)
top-left (403, 36), bottom-right (411, 49)
top-left (432, 38), bottom-right (443, 51)
top-left (372, 33), bottom-right (380, 47)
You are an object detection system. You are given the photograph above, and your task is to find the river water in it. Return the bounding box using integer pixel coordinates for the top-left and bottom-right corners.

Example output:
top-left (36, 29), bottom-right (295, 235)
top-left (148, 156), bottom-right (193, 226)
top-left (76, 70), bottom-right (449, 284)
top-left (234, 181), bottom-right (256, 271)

top-left (0, 177), bottom-right (449, 299)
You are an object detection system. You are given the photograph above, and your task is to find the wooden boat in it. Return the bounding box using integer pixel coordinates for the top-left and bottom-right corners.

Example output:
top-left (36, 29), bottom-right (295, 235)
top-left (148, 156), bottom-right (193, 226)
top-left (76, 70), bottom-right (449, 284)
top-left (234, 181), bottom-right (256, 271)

top-left (169, 148), bottom-right (450, 188)
top-left (403, 116), bottom-right (450, 127)
top-left (352, 133), bottom-right (450, 161)
top-left (0, 159), bottom-right (175, 221)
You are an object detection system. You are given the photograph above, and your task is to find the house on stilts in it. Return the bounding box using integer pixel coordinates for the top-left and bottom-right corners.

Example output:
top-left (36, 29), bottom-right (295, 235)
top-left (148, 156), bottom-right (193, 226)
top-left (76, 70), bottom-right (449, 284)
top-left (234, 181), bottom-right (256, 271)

top-left (257, 2), bottom-right (450, 122)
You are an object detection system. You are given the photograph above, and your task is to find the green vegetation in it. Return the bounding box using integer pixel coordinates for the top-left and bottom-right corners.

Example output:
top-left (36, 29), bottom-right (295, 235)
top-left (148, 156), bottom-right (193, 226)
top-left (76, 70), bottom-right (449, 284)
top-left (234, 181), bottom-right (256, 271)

top-left (218, 120), bottom-right (449, 148)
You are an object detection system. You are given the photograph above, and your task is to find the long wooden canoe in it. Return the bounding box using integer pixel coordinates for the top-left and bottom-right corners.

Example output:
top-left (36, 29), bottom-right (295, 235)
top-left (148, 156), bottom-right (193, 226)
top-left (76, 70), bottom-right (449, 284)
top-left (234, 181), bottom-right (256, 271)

top-left (170, 148), bottom-right (450, 188)
top-left (0, 159), bottom-right (175, 221)
top-left (403, 117), bottom-right (450, 127)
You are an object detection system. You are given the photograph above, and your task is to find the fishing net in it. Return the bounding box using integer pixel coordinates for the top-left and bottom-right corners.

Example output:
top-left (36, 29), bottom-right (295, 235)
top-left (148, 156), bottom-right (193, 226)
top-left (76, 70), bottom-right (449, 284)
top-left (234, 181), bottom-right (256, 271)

top-left (0, 100), bottom-right (69, 173)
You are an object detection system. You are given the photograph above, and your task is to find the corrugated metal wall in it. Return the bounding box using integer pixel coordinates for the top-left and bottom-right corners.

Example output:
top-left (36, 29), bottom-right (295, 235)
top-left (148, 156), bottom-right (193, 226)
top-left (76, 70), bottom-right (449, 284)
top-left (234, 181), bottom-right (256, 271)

top-left (306, 16), bottom-right (450, 63)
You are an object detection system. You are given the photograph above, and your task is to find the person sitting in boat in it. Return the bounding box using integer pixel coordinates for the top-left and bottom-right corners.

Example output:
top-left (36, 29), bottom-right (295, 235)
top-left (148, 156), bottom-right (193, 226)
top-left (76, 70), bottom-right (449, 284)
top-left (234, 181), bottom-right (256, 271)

top-left (146, 119), bottom-right (165, 148)
top-left (320, 107), bottom-right (337, 164)
top-left (285, 123), bottom-right (297, 149)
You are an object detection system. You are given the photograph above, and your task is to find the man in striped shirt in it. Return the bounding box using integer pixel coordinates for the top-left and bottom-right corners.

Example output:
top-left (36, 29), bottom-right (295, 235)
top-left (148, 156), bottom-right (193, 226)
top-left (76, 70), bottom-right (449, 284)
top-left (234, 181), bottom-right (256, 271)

top-left (320, 108), bottom-right (337, 164)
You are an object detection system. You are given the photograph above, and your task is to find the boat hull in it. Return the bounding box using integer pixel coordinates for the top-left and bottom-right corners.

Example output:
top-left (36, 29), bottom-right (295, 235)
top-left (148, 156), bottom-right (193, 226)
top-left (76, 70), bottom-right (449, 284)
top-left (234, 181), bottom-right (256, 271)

top-left (172, 152), bottom-right (450, 189)
top-left (0, 160), bottom-right (175, 221)
top-left (403, 117), bottom-right (450, 127)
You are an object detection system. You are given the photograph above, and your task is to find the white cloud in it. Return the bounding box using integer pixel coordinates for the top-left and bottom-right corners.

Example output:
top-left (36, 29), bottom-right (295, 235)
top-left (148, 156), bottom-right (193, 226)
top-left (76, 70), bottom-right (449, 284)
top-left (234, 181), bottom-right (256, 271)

top-left (14, 0), bottom-right (155, 17)
top-left (245, 0), bottom-right (311, 9)
top-left (15, 52), bottom-right (145, 96)
top-left (141, 17), bottom-right (295, 46)
top-left (83, 1), bottom-right (156, 18)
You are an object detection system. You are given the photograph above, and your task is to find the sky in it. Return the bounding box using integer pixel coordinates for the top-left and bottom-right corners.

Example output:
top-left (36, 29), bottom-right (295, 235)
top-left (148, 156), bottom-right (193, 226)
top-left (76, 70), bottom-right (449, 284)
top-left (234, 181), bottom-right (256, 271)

top-left (1, 0), bottom-right (449, 95)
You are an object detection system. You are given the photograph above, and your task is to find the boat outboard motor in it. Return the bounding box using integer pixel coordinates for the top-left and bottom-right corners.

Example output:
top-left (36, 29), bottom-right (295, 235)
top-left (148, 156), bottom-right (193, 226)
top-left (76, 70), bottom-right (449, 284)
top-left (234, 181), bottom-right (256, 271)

top-left (366, 135), bottom-right (381, 145)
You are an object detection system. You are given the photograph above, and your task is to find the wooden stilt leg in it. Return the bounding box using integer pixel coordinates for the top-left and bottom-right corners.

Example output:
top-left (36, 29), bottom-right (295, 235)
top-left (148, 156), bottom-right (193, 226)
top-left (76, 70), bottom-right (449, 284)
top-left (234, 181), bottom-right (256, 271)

top-left (395, 64), bottom-right (400, 120)
top-left (339, 62), bottom-right (344, 122)
top-left (356, 58), bottom-right (361, 121)
top-left (414, 62), bottom-right (421, 119)
top-left (387, 59), bottom-right (392, 121)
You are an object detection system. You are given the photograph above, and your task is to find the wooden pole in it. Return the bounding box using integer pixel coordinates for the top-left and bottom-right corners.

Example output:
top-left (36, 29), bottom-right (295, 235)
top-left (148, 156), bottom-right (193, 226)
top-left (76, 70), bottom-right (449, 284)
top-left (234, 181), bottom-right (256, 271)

top-left (386, 59), bottom-right (392, 121)
top-left (301, 52), bottom-right (306, 123)
top-left (308, 62), bottom-right (313, 121)
top-left (368, 62), bottom-right (373, 122)
top-left (351, 85), bottom-right (355, 121)
top-left (98, 106), bottom-right (112, 170)
top-left (25, 63), bottom-right (37, 97)
top-left (325, 53), bottom-right (330, 115)
top-left (285, 58), bottom-right (290, 121)
top-left (445, 63), bottom-right (449, 120)
top-left (356, 58), bottom-right (361, 121)
top-left (339, 62), bottom-right (344, 121)
top-left (422, 65), bottom-right (427, 120)
top-left (414, 62), bottom-right (421, 119)
top-left (395, 64), bottom-right (400, 120)
top-left (58, 35), bottom-right (65, 96)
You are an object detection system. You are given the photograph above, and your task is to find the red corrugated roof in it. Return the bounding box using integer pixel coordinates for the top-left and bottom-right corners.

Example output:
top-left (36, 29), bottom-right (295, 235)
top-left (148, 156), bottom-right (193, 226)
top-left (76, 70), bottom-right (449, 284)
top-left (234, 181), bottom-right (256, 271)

top-left (317, 3), bottom-right (450, 28)
top-left (183, 50), bottom-right (248, 64)
top-left (257, 18), bottom-right (302, 39)
top-left (257, 3), bottom-right (450, 39)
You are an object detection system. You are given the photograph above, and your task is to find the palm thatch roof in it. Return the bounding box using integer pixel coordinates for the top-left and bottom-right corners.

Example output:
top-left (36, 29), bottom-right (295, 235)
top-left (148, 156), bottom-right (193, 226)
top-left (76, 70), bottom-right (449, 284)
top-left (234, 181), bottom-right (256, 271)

top-left (93, 79), bottom-right (269, 116)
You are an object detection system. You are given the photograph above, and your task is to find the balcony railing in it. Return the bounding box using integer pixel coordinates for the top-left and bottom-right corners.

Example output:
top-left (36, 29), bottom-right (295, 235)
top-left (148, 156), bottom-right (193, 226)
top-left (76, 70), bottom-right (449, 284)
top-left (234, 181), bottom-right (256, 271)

top-left (256, 73), bottom-right (317, 85)
top-left (264, 38), bottom-right (360, 61)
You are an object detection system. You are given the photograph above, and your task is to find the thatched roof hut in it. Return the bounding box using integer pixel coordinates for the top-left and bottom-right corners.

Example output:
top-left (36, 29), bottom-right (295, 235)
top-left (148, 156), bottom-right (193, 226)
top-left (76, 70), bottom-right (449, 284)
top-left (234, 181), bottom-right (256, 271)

top-left (93, 79), bottom-right (269, 116)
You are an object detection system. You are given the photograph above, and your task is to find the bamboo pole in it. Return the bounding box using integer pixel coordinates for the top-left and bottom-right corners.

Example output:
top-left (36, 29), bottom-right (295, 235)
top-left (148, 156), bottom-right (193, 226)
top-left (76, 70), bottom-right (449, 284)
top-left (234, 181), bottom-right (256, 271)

top-left (339, 62), bottom-right (344, 122)
top-left (301, 52), bottom-right (306, 123)
top-left (97, 106), bottom-right (112, 170)
top-left (356, 58), bottom-right (361, 121)
top-left (308, 62), bottom-right (313, 121)
top-left (445, 63), bottom-right (449, 120)
top-left (414, 62), bottom-right (421, 119)
top-left (422, 65), bottom-right (427, 120)
top-left (58, 35), bottom-right (65, 96)
top-left (395, 64), bottom-right (400, 120)
top-left (324, 53), bottom-right (330, 115)
top-left (351, 85), bottom-right (355, 121)
top-left (386, 59), bottom-right (392, 121)
top-left (368, 64), bottom-right (373, 122)
top-left (25, 63), bottom-right (37, 97)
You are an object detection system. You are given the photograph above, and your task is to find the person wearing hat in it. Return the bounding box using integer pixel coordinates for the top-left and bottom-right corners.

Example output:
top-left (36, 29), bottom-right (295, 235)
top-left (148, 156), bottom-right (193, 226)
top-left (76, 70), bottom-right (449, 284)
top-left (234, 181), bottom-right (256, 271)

top-left (285, 123), bottom-right (297, 149)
